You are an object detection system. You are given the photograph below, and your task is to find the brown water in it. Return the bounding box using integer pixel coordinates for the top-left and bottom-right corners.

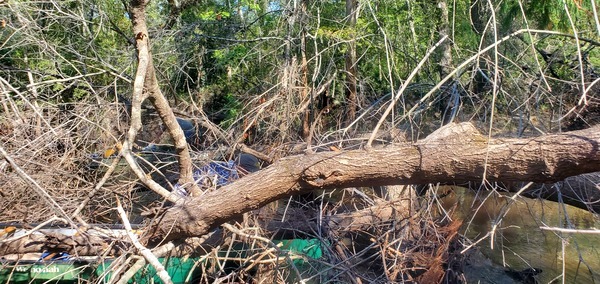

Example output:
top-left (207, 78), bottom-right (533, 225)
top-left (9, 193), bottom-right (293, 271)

top-left (441, 187), bottom-right (600, 283)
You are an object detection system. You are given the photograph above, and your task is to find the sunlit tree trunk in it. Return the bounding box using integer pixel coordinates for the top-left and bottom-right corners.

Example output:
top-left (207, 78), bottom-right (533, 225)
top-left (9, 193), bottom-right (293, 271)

top-left (438, 0), bottom-right (457, 125)
top-left (438, 0), bottom-right (452, 78)
top-left (3, 123), bottom-right (600, 254)
top-left (301, 0), bottom-right (311, 139)
top-left (144, 123), bottom-right (600, 244)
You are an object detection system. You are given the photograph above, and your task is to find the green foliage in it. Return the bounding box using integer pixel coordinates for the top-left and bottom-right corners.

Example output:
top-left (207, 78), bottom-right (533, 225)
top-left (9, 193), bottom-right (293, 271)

top-left (500, 0), bottom-right (597, 32)
top-left (213, 45), bottom-right (248, 67)
top-left (216, 93), bottom-right (243, 128)
top-left (0, 0), bottom-right (135, 105)
top-left (200, 10), bottom-right (231, 21)
top-left (1, 0), bottom-right (597, 141)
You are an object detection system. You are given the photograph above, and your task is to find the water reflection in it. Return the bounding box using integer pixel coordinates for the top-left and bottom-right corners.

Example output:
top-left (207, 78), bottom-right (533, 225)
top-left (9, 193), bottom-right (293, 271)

top-left (441, 186), bottom-right (600, 283)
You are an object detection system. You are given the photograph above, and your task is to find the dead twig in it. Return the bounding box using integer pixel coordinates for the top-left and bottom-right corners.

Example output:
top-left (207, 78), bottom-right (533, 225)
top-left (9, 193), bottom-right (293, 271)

top-left (0, 145), bottom-right (76, 227)
top-left (116, 197), bottom-right (173, 284)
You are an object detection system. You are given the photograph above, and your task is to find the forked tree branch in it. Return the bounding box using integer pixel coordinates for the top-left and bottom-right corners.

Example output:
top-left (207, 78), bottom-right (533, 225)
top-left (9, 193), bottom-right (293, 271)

top-left (126, 0), bottom-right (201, 199)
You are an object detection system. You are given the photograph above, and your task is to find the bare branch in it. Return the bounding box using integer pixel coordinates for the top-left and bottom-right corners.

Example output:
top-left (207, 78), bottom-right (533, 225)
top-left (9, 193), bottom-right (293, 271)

top-left (0, 145), bottom-right (76, 227)
top-left (116, 197), bottom-right (173, 284)
top-left (127, 0), bottom-right (201, 197)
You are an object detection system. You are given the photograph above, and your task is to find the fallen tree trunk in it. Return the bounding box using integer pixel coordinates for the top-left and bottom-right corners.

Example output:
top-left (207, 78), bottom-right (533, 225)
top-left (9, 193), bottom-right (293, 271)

top-left (2, 123), bottom-right (599, 255)
top-left (144, 122), bottom-right (600, 245)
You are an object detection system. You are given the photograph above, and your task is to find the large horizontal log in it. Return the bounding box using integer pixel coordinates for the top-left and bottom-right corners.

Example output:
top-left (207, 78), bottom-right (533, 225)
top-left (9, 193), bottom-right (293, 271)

top-left (144, 123), bottom-right (600, 245)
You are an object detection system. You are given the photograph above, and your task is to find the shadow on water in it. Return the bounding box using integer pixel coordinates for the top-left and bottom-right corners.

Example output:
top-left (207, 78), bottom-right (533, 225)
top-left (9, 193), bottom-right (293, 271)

top-left (440, 186), bottom-right (600, 283)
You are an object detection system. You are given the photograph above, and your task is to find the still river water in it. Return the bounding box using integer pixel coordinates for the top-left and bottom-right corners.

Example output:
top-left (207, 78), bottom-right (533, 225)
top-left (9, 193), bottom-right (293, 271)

top-left (441, 187), bottom-right (600, 283)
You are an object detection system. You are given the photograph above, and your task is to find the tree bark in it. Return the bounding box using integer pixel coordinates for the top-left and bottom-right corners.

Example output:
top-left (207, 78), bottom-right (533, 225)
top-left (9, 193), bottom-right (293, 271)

top-left (144, 122), bottom-right (600, 245)
top-left (3, 123), bottom-right (600, 256)
top-left (300, 198), bottom-right (413, 233)
top-left (128, 0), bottom-right (201, 197)
top-left (344, 0), bottom-right (358, 125)
top-left (300, 0), bottom-right (310, 139)
top-left (438, 0), bottom-right (452, 78)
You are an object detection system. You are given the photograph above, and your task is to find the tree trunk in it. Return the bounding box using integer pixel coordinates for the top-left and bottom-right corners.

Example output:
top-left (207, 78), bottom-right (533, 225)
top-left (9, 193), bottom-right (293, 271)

top-left (344, 0), bottom-right (358, 125)
top-left (0, 233), bottom-right (122, 256)
top-left (3, 123), bottom-right (600, 256)
top-left (301, 0), bottom-right (311, 139)
top-left (144, 122), bottom-right (600, 245)
top-left (470, 0), bottom-right (487, 35)
top-left (128, 0), bottom-right (201, 197)
top-left (438, 0), bottom-right (452, 78)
